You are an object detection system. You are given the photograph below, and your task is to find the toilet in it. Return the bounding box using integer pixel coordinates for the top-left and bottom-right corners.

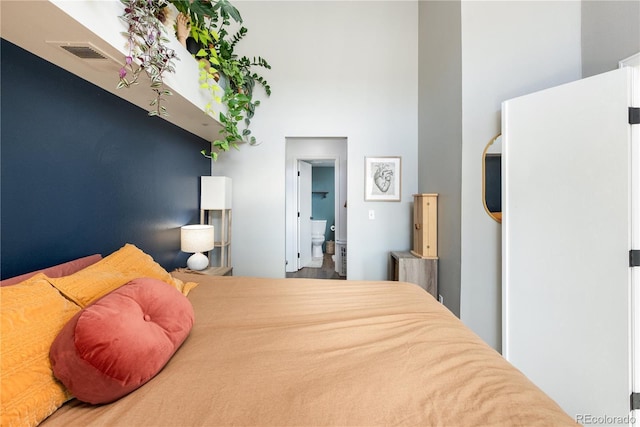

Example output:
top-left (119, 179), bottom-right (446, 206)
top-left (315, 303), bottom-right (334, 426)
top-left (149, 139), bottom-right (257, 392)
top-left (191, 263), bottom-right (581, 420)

top-left (311, 219), bottom-right (327, 258)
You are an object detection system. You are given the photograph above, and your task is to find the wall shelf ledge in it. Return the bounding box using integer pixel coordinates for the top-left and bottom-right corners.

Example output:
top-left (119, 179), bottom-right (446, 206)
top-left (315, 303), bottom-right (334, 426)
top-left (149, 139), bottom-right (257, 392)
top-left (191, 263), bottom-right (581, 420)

top-left (1, 0), bottom-right (224, 142)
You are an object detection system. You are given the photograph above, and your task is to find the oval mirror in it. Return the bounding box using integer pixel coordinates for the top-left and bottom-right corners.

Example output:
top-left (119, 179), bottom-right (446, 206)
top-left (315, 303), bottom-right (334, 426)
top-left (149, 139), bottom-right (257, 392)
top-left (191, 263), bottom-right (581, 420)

top-left (482, 133), bottom-right (502, 223)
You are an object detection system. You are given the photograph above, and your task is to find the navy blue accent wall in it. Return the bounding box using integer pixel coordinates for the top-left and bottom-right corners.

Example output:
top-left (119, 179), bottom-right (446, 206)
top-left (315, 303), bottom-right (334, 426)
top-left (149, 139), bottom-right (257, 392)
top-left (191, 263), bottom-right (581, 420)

top-left (0, 39), bottom-right (211, 279)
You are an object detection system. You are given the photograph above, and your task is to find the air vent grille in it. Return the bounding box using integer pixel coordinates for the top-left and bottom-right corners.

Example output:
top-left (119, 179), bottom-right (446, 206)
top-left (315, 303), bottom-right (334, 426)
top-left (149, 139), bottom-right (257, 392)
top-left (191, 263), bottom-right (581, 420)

top-left (60, 44), bottom-right (108, 60)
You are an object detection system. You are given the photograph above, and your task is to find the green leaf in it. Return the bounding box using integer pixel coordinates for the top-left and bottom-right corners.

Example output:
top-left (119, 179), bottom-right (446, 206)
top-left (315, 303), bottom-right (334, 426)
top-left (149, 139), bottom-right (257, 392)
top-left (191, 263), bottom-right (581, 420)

top-left (219, 0), bottom-right (242, 23)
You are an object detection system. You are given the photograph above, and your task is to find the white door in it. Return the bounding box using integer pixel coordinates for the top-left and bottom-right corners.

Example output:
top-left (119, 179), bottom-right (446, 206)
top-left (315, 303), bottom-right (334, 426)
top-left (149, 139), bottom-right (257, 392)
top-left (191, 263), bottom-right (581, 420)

top-left (502, 67), bottom-right (636, 419)
top-left (298, 161), bottom-right (312, 269)
top-left (622, 54), bottom-right (640, 425)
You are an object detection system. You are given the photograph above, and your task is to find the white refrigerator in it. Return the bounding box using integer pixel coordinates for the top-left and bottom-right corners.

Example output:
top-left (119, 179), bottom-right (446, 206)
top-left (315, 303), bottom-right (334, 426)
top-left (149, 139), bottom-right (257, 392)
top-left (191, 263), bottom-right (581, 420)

top-left (502, 62), bottom-right (639, 422)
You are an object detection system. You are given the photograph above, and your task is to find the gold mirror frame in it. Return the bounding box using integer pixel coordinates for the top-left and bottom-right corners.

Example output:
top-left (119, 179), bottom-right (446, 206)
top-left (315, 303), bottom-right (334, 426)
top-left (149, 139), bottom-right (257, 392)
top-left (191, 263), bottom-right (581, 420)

top-left (482, 133), bottom-right (502, 223)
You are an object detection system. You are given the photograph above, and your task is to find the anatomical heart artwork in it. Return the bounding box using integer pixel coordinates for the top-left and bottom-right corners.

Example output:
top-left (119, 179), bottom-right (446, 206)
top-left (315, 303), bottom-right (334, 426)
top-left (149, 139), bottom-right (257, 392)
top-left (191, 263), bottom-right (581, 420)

top-left (365, 157), bottom-right (401, 201)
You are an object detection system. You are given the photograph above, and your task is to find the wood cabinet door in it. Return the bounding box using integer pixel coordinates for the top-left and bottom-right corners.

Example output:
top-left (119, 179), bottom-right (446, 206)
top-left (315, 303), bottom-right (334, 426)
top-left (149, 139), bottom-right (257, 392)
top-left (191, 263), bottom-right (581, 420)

top-left (413, 198), bottom-right (424, 255)
top-left (412, 194), bottom-right (438, 258)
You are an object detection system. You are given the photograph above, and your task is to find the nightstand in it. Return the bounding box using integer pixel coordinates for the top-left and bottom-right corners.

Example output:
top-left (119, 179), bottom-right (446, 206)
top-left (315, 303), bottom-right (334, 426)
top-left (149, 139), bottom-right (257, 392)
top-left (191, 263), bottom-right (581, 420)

top-left (389, 251), bottom-right (437, 298)
top-left (174, 266), bottom-right (233, 276)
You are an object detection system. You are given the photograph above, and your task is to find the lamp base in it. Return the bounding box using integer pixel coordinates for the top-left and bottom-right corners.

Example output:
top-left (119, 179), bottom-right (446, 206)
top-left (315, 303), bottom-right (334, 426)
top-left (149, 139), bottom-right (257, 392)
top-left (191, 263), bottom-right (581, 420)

top-left (187, 252), bottom-right (209, 271)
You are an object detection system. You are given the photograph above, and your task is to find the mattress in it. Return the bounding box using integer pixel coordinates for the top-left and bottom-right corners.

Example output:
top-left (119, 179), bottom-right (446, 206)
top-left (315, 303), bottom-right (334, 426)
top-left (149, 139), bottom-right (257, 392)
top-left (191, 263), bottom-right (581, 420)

top-left (41, 274), bottom-right (574, 426)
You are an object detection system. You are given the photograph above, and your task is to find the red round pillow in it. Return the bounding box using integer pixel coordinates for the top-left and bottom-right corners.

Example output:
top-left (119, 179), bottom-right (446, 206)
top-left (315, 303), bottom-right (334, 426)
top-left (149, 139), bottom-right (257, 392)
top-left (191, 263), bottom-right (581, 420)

top-left (50, 277), bottom-right (195, 404)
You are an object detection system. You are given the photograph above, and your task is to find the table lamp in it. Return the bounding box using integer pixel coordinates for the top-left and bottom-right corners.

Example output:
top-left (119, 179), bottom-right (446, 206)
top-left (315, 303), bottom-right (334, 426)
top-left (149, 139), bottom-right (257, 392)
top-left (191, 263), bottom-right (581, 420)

top-left (180, 224), bottom-right (215, 270)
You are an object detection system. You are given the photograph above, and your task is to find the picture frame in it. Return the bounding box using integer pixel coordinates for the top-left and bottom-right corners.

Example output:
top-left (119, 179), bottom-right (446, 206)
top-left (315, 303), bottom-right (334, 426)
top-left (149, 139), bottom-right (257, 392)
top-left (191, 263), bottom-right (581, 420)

top-left (364, 156), bottom-right (401, 201)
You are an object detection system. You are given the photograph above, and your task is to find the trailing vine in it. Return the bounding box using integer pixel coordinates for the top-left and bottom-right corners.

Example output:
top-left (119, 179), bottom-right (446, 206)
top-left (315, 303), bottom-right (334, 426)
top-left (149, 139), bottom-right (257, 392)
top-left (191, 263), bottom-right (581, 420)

top-left (170, 0), bottom-right (271, 160)
top-left (118, 0), bottom-right (271, 160)
top-left (117, 0), bottom-right (178, 117)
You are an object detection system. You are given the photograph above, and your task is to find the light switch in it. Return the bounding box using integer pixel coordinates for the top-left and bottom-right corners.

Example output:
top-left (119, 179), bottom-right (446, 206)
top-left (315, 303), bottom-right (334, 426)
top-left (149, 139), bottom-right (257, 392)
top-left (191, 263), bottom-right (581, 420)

top-left (368, 210), bottom-right (375, 220)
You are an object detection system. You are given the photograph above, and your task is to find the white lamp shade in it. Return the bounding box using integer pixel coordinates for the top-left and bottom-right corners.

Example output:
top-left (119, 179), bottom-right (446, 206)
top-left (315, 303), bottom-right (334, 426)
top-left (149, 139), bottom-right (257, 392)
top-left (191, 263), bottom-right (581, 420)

top-left (180, 225), bottom-right (215, 253)
top-left (201, 176), bottom-right (232, 209)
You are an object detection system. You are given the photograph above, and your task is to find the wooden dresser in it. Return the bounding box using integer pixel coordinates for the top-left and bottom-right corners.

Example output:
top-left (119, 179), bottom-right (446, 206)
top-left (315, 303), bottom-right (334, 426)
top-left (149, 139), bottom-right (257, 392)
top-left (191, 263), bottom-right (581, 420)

top-left (389, 251), bottom-right (438, 299)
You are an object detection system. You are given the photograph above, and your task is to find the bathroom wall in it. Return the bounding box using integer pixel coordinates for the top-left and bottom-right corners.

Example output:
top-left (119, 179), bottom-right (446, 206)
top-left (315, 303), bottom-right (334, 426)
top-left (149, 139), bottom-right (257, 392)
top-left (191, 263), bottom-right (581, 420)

top-left (312, 166), bottom-right (336, 244)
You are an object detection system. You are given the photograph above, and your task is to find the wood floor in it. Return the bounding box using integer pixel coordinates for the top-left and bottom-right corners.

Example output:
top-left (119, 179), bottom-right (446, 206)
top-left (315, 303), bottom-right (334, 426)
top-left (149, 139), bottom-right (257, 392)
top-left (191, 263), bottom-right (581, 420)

top-left (286, 253), bottom-right (345, 280)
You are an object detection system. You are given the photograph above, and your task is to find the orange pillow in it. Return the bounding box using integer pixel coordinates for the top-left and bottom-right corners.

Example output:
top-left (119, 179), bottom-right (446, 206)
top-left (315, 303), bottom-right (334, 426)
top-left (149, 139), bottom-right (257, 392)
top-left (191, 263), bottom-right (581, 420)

top-left (0, 274), bottom-right (81, 427)
top-left (50, 278), bottom-right (195, 404)
top-left (47, 244), bottom-right (198, 307)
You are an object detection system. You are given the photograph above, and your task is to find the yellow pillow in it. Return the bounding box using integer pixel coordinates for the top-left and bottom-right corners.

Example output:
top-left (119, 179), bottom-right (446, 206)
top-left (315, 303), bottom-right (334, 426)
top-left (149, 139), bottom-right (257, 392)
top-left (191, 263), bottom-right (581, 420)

top-left (0, 274), bottom-right (81, 427)
top-left (47, 244), bottom-right (198, 307)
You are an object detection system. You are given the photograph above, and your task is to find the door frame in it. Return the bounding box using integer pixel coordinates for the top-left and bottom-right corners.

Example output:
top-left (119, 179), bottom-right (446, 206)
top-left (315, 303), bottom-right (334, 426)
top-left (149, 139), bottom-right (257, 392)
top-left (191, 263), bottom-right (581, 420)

top-left (297, 160), bottom-right (312, 269)
top-left (285, 137), bottom-right (348, 275)
top-left (287, 157), bottom-right (340, 272)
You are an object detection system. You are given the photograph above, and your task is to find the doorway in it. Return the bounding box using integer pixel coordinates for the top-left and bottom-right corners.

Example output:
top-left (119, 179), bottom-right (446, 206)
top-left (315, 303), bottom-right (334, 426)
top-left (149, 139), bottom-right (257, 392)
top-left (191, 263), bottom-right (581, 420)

top-left (285, 137), bottom-right (347, 279)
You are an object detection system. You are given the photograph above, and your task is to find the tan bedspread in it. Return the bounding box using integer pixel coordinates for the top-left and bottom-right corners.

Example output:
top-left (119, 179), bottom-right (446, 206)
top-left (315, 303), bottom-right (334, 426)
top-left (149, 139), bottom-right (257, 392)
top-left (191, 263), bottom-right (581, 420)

top-left (41, 275), bottom-right (574, 426)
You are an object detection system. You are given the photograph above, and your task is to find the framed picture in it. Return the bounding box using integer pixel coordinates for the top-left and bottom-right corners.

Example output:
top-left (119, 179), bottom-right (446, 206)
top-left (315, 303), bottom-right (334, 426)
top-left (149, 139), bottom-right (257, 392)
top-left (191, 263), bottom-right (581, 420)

top-left (364, 156), bottom-right (401, 201)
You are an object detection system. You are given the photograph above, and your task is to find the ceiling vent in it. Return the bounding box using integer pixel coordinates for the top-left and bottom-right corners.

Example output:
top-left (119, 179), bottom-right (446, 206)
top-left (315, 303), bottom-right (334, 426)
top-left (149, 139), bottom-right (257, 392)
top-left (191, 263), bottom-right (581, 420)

top-left (60, 44), bottom-right (108, 60)
top-left (49, 42), bottom-right (119, 64)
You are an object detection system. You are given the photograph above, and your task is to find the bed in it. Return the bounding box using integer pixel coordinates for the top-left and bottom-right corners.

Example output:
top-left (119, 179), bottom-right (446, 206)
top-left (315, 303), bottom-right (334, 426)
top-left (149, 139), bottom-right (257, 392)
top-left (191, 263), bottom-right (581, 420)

top-left (1, 244), bottom-right (575, 426)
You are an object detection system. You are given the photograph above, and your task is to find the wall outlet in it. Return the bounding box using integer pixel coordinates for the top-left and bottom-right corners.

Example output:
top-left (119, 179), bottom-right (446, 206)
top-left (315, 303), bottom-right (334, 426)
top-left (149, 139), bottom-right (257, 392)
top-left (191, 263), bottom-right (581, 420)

top-left (438, 294), bottom-right (444, 304)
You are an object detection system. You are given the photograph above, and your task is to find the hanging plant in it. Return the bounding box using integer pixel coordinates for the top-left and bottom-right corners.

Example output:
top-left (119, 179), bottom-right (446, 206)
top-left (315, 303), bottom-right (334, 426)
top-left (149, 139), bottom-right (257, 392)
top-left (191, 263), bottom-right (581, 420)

top-left (117, 0), bottom-right (178, 117)
top-left (170, 0), bottom-right (272, 161)
top-left (116, 0), bottom-right (271, 160)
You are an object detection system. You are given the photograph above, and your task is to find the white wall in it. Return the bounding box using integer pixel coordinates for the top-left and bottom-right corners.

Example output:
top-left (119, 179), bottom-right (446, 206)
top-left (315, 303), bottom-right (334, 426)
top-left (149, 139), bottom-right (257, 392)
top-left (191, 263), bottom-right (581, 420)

top-left (212, 1), bottom-right (419, 279)
top-left (459, 1), bottom-right (582, 350)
